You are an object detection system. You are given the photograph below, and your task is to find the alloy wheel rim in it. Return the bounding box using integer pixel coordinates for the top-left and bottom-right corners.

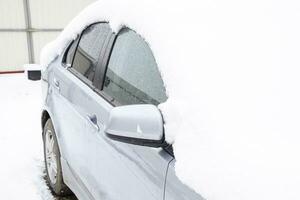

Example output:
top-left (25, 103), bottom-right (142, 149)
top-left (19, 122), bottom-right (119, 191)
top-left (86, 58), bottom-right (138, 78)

top-left (45, 129), bottom-right (58, 184)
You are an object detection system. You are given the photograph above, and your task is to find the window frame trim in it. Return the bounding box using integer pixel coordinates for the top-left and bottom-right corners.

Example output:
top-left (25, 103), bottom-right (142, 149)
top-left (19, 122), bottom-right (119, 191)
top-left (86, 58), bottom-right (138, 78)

top-left (96, 28), bottom-right (124, 107)
top-left (92, 31), bottom-right (116, 89)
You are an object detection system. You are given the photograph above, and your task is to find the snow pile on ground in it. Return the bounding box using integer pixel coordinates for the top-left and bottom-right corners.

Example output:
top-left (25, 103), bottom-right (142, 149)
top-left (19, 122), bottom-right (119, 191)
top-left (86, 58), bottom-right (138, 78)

top-left (0, 74), bottom-right (54, 200)
top-left (41, 0), bottom-right (300, 199)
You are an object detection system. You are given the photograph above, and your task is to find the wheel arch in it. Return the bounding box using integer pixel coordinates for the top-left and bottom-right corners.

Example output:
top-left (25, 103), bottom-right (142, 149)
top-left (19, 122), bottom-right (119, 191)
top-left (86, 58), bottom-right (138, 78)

top-left (41, 110), bottom-right (50, 130)
top-left (41, 109), bottom-right (66, 164)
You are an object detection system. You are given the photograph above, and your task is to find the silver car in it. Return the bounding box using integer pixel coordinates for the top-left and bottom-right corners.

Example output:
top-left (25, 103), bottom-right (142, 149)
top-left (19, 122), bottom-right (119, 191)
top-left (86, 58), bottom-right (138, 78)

top-left (28, 22), bottom-right (203, 200)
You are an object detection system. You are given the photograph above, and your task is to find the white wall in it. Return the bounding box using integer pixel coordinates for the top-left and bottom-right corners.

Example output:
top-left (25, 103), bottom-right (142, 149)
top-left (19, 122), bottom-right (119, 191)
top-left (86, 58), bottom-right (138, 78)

top-left (0, 0), bottom-right (95, 71)
top-left (0, 0), bottom-right (27, 71)
top-left (0, 0), bottom-right (26, 29)
top-left (0, 33), bottom-right (28, 70)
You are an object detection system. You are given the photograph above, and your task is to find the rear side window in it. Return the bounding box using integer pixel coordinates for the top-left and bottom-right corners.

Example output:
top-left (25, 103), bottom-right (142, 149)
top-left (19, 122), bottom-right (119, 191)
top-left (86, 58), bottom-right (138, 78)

top-left (103, 29), bottom-right (167, 105)
top-left (63, 38), bottom-right (78, 67)
top-left (72, 23), bottom-right (112, 82)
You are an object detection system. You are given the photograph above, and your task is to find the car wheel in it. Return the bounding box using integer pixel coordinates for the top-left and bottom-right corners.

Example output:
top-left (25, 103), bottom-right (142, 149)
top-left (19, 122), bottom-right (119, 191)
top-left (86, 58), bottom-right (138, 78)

top-left (43, 118), bottom-right (72, 196)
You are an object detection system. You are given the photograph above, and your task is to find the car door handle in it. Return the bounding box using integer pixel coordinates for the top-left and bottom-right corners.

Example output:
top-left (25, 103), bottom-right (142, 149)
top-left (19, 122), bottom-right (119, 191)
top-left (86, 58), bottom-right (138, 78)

top-left (53, 78), bottom-right (60, 91)
top-left (86, 114), bottom-right (100, 131)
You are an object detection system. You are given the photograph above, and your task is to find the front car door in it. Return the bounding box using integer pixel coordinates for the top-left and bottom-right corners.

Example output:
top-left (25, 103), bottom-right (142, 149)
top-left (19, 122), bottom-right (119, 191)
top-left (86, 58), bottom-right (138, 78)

top-left (74, 26), bottom-right (174, 200)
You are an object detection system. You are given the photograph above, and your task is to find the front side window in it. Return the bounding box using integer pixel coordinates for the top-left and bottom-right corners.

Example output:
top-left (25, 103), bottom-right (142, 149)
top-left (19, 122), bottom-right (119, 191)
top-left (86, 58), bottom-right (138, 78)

top-left (103, 29), bottom-right (167, 105)
top-left (72, 23), bottom-right (112, 81)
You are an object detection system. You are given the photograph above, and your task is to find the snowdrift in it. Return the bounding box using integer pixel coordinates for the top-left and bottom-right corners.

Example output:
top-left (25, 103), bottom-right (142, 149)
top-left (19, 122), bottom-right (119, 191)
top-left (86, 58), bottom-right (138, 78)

top-left (41, 0), bottom-right (300, 199)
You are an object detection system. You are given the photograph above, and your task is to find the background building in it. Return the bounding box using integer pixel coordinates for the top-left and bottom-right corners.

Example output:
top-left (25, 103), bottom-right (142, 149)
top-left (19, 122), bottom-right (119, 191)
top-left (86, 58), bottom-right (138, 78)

top-left (0, 0), bottom-right (95, 72)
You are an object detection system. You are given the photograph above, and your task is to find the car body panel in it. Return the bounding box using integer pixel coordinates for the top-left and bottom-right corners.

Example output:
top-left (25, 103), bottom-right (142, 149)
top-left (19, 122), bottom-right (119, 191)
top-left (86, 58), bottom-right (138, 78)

top-left (41, 23), bottom-right (204, 200)
top-left (46, 52), bottom-right (173, 200)
top-left (165, 159), bottom-right (204, 200)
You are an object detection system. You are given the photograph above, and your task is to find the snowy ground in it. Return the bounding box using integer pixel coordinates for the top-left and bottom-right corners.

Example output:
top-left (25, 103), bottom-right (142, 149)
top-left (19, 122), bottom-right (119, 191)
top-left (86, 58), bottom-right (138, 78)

top-left (0, 74), bottom-right (76, 200)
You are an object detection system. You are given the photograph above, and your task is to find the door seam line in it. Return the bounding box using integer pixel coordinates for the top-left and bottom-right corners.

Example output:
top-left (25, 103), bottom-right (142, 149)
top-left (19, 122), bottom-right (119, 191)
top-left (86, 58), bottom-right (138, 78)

top-left (163, 158), bottom-right (174, 200)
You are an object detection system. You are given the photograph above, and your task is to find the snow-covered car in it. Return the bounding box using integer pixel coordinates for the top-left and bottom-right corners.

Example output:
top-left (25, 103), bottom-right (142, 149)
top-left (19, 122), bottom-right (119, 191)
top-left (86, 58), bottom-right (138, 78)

top-left (25, 0), bottom-right (300, 199)
top-left (28, 22), bottom-right (203, 200)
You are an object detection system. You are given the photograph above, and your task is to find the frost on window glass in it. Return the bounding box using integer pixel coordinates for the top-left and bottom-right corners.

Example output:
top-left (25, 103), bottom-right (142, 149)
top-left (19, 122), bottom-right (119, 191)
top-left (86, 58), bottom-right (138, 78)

top-left (72, 23), bottom-right (111, 81)
top-left (103, 29), bottom-right (167, 105)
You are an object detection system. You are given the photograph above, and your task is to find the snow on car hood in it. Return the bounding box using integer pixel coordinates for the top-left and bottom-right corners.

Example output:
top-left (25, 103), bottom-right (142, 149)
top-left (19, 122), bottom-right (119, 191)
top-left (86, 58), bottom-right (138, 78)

top-left (41, 0), bottom-right (300, 199)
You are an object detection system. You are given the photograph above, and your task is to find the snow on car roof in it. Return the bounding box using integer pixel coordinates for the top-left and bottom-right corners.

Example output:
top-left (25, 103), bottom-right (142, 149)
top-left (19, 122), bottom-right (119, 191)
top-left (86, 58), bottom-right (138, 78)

top-left (41, 0), bottom-right (300, 200)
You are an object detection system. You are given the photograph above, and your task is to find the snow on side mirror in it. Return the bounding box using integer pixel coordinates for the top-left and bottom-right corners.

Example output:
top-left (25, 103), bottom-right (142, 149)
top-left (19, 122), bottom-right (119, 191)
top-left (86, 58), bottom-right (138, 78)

top-left (24, 64), bottom-right (41, 81)
top-left (105, 104), bottom-right (166, 148)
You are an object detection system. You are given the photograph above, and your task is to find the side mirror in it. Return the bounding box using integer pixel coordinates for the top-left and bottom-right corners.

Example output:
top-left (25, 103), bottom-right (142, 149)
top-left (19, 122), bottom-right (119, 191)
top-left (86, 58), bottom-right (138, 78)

top-left (105, 105), bottom-right (166, 147)
top-left (24, 64), bottom-right (41, 81)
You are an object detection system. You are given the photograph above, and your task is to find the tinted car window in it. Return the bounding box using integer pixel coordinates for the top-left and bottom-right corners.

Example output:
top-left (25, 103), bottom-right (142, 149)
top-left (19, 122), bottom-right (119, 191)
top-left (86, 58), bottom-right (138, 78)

top-left (72, 23), bottom-right (112, 81)
top-left (103, 29), bottom-right (167, 105)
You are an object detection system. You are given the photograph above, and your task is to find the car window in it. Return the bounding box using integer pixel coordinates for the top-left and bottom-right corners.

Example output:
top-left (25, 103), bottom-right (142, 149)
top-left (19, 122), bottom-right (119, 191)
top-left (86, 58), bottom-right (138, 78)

top-left (102, 28), bottom-right (167, 106)
top-left (63, 38), bottom-right (79, 67)
top-left (72, 23), bottom-right (112, 82)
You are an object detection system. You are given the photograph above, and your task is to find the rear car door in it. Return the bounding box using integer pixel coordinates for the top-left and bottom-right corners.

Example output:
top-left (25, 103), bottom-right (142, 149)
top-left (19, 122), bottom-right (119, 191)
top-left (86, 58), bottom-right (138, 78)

top-left (48, 22), bottom-right (114, 199)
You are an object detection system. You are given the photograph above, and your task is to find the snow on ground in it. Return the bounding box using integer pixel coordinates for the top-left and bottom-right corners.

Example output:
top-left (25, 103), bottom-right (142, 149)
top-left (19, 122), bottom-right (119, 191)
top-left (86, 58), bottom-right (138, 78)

top-left (41, 1), bottom-right (300, 200)
top-left (0, 74), bottom-right (56, 200)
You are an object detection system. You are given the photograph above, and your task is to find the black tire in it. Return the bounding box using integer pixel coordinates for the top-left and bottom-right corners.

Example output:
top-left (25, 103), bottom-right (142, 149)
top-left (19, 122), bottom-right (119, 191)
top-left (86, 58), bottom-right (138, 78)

top-left (43, 118), bottom-right (72, 196)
